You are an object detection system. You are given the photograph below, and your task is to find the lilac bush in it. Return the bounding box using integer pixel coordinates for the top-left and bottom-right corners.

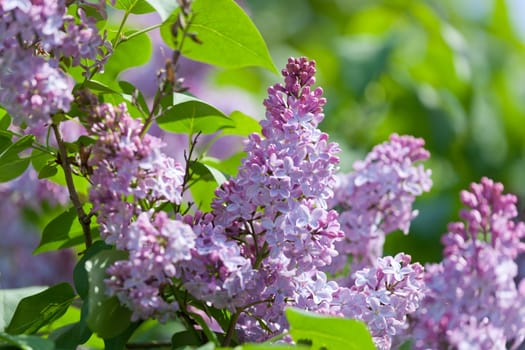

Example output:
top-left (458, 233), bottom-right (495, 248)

top-left (1, 1), bottom-right (525, 350)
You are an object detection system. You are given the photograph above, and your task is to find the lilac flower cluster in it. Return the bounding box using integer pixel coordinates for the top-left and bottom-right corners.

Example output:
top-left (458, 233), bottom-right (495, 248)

top-left (411, 177), bottom-right (525, 349)
top-left (176, 57), bottom-right (344, 340)
top-left (327, 134), bottom-right (432, 281)
top-left (87, 102), bottom-right (193, 321)
top-left (86, 57), bottom-right (429, 346)
top-left (0, 0), bottom-right (105, 126)
top-left (88, 103), bottom-right (185, 247)
top-left (332, 253), bottom-right (426, 350)
top-left (106, 211), bottom-right (195, 321)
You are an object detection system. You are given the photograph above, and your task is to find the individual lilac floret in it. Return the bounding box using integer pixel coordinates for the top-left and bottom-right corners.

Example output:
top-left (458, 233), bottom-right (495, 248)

top-left (327, 134), bottom-right (432, 280)
top-left (332, 253), bottom-right (426, 350)
top-left (411, 177), bottom-right (525, 350)
top-left (206, 57), bottom-right (343, 340)
top-left (0, 0), bottom-right (106, 126)
top-left (88, 103), bottom-right (185, 248)
top-left (105, 211), bottom-right (196, 322)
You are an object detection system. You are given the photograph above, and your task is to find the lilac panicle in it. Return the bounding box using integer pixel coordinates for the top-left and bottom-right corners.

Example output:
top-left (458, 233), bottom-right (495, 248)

top-left (87, 102), bottom-right (195, 321)
top-left (88, 103), bottom-right (185, 248)
top-left (327, 253), bottom-right (426, 350)
top-left (327, 134), bottom-right (432, 280)
top-left (105, 211), bottom-right (196, 322)
top-left (411, 177), bottom-right (525, 349)
top-left (0, 0), bottom-right (106, 126)
top-left (178, 57), bottom-right (344, 340)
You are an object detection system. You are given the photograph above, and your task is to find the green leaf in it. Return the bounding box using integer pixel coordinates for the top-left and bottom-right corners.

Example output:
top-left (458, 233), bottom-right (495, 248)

top-left (0, 332), bottom-right (54, 350)
top-left (157, 94), bottom-right (231, 135)
top-left (171, 330), bottom-right (202, 347)
top-left (37, 164), bottom-right (58, 180)
top-left (104, 322), bottom-right (141, 350)
top-left (144, 0), bottom-right (179, 22)
top-left (5, 283), bottom-right (76, 335)
top-left (0, 287), bottom-right (47, 331)
top-left (285, 308), bottom-right (375, 350)
top-left (85, 80), bottom-right (121, 94)
top-left (0, 135), bottom-right (34, 163)
top-left (0, 158), bottom-right (30, 183)
top-left (48, 303), bottom-right (92, 349)
top-left (229, 344), bottom-right (300, 350)
top-left (188, 161), bottom-right (221, 212)
top-left (201, 152), bottom-right (244, 177)
top-left (0, 113), bottom-right (11, 130)
top-left (118, 81), bottom-right (149, 117)
top-left (34, 206), bottom-right (98, 254)
top-left (30, 149), bottom-right (54, 173)
top-left (95, 27), bottom-right (152, 88)
top-left (74, 241), bottom-right (113, 300)
top-left (85, 250), bottom-right (132, 339)
top-left (112, 0), bottom-right (154, 14)
top-left (221, 111), bottom-right (261, 137)
top-left (161, 0), bottom-right (276, 72)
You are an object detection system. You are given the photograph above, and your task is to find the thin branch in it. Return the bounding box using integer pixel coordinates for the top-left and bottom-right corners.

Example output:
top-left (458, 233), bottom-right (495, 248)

top-left (52, 124), bottom-right (92, 248)
top-left (174, 132), bottom-right (201, 214)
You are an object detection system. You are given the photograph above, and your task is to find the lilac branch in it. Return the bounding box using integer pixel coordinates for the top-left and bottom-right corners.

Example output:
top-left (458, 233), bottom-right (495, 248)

top-left (52, 123), bottom-right (92, 248)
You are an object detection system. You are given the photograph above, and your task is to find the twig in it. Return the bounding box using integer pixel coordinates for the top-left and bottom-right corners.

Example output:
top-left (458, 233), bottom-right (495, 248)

top-left (52, 124), bottom-right (92, 248)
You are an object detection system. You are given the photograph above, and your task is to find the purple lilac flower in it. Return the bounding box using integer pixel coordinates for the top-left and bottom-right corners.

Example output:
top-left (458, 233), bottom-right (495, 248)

top-left (87, 101), bottom-right (193, 321)
top-left (88, 103), bottom-right (185, 248)
top-left (411, 177), bottom-right (525, 350)
top-left (327, 134), bottom-right (432, 281)
top-left (105, 211), bottom-right (195, 322)
top-left (178, 211), bottom-right (255, 311)
top-left (0, 0), bottom-right (105, 126)
top-left (177, 57), bottom-right (344, 341)
top-left (331, 253), bottom-right (426, 350)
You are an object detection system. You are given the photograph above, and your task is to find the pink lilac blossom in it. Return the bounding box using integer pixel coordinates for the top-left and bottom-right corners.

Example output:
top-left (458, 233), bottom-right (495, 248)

top-left (179, 211), bottom-right (255, 311)
top-left (326, 134), bottom-right (432, 281)
top-left (411, 177), bottom-right (525, 350)
top-left (88, 103), bottom-right (185, 248)
top-left (105, 211), bottom-right (195, 321)
top-left (0, 0), bottom-right (105, 126)
top-left (87, 102), bottom-right (192, 321)
top-left (180, 57), bottom-right (344, 341)
top-left (323, 253), bottom-right (426, 350)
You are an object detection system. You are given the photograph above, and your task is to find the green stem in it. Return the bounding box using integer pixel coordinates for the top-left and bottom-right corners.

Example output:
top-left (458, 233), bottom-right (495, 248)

top-left (125, 23), bottom-right (163, 42)
top-left (222, 309), bottom-right (241, 347)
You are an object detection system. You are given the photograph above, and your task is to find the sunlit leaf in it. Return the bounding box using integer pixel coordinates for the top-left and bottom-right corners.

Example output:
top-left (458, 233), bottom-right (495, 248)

top-left (157, 94), bottom-right (231, 135)
top-left (161, 0), bottom-right (276, 72)
top-left (5, 283), bottom-right (75, 335)
top-left (144, 0), bottom-right (179, 21)
top-left (285, 308), bottom-right (375, 350)
top-left (85, 250), bottom-right (132, 339)
top-left (0, 332), bottom-right (54, 350)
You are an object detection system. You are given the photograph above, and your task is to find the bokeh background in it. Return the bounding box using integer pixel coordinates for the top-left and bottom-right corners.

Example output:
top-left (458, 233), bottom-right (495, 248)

top-left (2, 0), bottom-right (525, 287)
top-left (230, 0), bottom-right (525, 263)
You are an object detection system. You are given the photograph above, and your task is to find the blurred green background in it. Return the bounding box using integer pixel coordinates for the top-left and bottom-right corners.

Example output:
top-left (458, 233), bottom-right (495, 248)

top-left (207, 0), bottom-right (525, 263)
